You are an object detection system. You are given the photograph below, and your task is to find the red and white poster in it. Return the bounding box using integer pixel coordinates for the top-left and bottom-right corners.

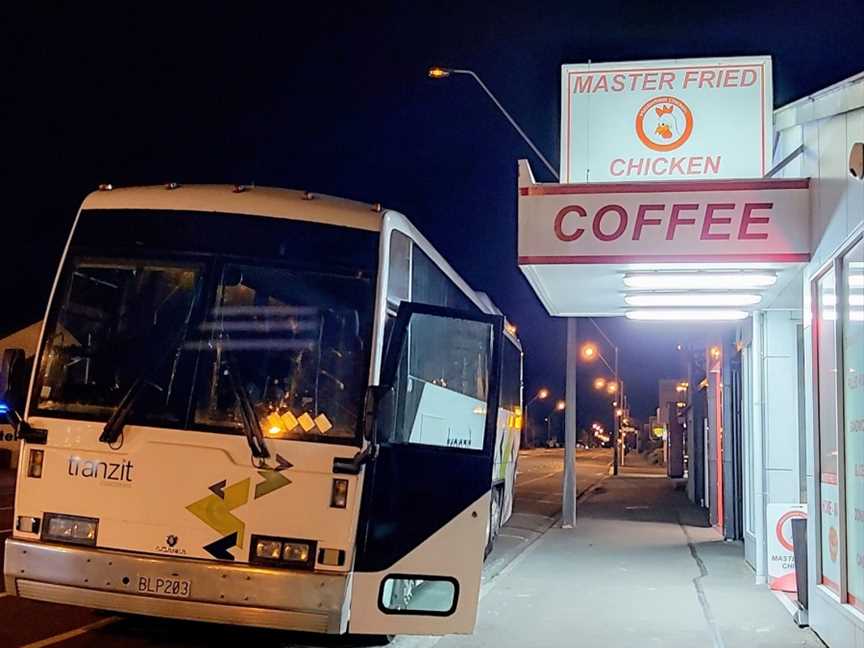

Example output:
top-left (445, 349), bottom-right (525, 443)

top-left (767, 503), bottom-right (807, 592)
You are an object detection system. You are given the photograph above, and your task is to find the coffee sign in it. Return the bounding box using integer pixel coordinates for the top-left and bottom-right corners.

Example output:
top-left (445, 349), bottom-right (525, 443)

top-left (561, 56), bottom-right (772, 183)
top-left (518, 175), bottom-right (810, 265)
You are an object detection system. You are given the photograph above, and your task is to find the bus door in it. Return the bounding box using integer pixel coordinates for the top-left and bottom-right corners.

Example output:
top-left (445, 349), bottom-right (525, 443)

top-left (349, 302), bottom-right (502, 635)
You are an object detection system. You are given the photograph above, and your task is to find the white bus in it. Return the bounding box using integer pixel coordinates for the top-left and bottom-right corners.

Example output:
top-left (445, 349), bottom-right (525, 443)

top-left (1, 184), bottom-right (523, 638)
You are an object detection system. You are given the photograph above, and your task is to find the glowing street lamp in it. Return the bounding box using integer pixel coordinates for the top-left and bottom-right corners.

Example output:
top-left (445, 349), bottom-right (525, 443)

top-left (580, 342), bottom-right (599, 362)
top-left (555, 400), bottom-right (566, 412)
top-left (524, 388), bottom-right (551, 448)
top-left (427, 66), bottom-right (451, 79)
top-left (426, 66), bottom-right (559, 180)
top-left (593, 377), bottom-right (606, 390)
top-left (606, 381), bottom-right (619, 394)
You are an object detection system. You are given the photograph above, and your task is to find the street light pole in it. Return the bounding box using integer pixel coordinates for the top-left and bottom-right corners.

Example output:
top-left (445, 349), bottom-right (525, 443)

top-left (427, 67), bottom-right (560, 181)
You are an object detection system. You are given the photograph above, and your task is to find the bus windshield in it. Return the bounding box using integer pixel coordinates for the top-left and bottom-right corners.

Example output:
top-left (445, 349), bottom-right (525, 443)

top-left (33, 209), bottom-right (378, 444)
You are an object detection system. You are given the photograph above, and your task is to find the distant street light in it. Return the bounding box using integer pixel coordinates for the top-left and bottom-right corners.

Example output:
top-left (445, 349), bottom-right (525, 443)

top-left (545, 401), bottom-right (566, 446)
top-left (524, 387), bottom-right (551, 448)
top-left (427, 67), bottom-right (560, 181)
top-left (578, 319), bottom-right (627, 475)
top-left (593, 377), bottom-right (606, 390)
top-left (581, 342), bottom-right (598, 362)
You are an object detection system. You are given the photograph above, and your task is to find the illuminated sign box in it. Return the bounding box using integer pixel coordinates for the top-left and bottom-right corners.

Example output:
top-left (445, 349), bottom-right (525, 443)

top-left (517, 160), bottom-right (811, 316)
top-left (561, 56), bottom-right (772, 183)
top-left (518, 172), bottom-right (810, 265)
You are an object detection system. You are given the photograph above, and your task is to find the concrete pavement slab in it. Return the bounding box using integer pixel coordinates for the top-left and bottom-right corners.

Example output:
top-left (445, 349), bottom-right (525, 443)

top-left (423, 456), bottom-right (823, 648)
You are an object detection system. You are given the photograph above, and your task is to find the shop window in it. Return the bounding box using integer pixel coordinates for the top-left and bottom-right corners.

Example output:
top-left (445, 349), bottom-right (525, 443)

top-left (815, 267), bottom-right (841, 594)
top-left (843, 240), bottom-right (864, 609)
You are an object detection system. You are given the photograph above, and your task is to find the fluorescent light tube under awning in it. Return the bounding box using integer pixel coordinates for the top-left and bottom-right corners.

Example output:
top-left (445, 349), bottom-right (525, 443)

top-left (623, 273), bottom-right (777, 290)
top-left (625, 309), bottom-right (749, 321)
top-left (624, 293), bottom-right (762, 307)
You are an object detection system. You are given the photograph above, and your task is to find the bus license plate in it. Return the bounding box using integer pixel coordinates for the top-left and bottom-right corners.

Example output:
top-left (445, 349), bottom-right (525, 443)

top-left (136, 575), bottom-right (191, 599)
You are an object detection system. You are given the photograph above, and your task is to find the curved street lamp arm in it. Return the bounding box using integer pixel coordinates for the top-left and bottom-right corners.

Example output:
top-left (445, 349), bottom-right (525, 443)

top-left (451, 69), bottom-right (560, 181)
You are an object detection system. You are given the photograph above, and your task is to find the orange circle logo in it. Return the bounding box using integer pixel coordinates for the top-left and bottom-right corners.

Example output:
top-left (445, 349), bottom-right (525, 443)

top-left (635, 96), bottom-right (694, 152)
top-left (829, 526), bottom-right (839, 562)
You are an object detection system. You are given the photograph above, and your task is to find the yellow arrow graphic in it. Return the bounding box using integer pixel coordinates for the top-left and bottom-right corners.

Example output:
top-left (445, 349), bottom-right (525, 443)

top-left (186, 478), bottom-right (250, 549)
top-left (254, 470), bottom-right (291, 499)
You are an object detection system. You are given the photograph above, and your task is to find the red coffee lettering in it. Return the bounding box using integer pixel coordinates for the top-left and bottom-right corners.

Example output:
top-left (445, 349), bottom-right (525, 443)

top-left (633, 204), bottom-right (664, 240)
top-left (738, 202), bottom-right (772, 240)
top-left (666, 204), bottom-right (699, 240)
top-left (554, 205), bottom-right (587, 241)
top-left (593, 205), bottom-right (628, 242)
top-left (701, 204), bottom-right (735, 240)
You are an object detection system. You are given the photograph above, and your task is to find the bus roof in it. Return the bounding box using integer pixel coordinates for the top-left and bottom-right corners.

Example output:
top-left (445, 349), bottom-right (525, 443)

top-left (80, 184), bottom-right (382, 232)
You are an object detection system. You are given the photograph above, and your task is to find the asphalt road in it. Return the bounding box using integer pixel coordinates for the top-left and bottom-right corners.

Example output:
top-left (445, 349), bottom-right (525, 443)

top-left (0, 448), bottom-right (611, 648)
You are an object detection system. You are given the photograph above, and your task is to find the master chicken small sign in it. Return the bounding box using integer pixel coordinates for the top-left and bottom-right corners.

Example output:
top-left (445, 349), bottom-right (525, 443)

top-left (561, 56), bottom-right (772, 183)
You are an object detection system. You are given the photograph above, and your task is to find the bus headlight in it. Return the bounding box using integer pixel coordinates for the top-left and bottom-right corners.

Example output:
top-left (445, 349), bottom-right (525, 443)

top-left (250, 535), bottom-right (316, 569)
top-left (42, 513), bottom-right (98, 546)
top-left (255, 538), bottom-right (282, 560)
top-left (282, 542), bottom-right (310, 563)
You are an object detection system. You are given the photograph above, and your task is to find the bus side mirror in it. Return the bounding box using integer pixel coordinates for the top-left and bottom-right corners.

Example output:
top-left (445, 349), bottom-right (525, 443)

top-left (0, 348), bottom-right (27, 423)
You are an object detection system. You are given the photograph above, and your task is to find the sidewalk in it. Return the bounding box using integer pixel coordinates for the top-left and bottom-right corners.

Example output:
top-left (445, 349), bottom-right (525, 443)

top-left (433, 453), bottom-right (824, 648)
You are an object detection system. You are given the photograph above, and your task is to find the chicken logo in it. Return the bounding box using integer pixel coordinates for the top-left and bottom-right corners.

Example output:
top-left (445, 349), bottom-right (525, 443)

top-left (635, 96), bottom-right (693, 152)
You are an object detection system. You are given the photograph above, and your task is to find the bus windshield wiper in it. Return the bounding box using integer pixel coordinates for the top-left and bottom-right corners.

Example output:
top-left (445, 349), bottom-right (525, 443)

top-left (223, 361), bottom-right (270, 460)
top-left (99, 376), bottom-right (162, 444)
top-left (99, 332), bottom-right (185, 445)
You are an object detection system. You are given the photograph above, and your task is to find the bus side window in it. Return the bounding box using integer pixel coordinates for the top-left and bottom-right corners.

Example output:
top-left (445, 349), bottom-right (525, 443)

top-left (387, 231), bottom-right (411, 311)
top-left (383, 313), bottom-right (489, 451)
top-left (502, 342), bottom-right (522, 413)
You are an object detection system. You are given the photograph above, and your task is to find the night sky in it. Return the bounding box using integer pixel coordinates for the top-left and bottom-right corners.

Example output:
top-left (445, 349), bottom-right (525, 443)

top-left (4, 3), bottom-right (863, 432)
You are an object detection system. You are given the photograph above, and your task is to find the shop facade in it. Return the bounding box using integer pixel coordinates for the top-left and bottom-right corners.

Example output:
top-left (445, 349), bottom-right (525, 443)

top-left (517, 58), bottom-right (863, 646)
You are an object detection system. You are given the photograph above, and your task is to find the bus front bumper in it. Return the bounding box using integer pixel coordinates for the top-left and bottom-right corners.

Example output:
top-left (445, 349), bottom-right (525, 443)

top-left (4, 539), bottom-right (349, 633)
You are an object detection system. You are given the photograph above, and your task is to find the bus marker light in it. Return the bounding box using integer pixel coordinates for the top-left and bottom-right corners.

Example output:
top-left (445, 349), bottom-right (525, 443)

top-left (318, 548), bottom-right (346, 566)
top-left (16, 516), bottom-right (40, 534)
top-left (331, 479), bottom-right (349, 508)
top-left (27, 449), bottom-right (44, 478)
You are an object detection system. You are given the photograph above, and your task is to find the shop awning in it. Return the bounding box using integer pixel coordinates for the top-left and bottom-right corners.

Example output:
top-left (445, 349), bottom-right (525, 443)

top-left (517, 161), bottom-right (811, 318)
